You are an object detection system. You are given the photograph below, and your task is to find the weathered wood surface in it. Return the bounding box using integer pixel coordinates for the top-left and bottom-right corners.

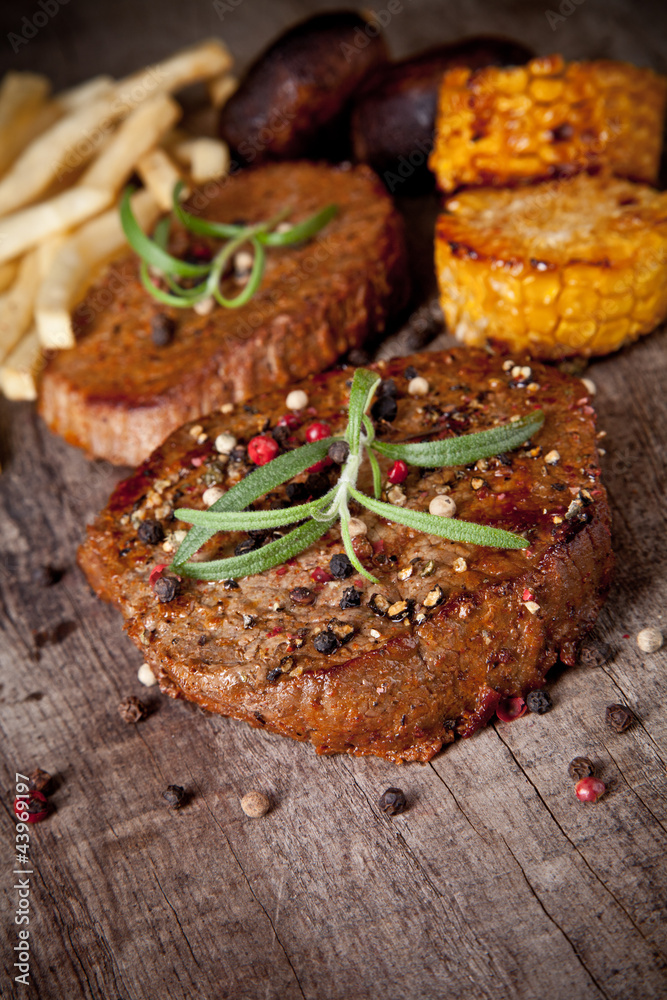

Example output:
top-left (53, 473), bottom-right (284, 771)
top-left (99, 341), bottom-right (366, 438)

top-left (1, 2), bottom-right (667, 998)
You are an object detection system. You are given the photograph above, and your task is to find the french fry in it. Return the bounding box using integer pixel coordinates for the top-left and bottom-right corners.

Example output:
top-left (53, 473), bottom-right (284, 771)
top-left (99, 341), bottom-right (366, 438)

top-left (0, 92), bottom-right (127, 216)
top-left (56, 75), bottom-right (115, 112)
top-left (114, 39), bottom-right (232, 109)
top-left (207, 73), bottom-right (238, 109)
top-left (0, 259), bottom-right (18, 294)
top-left (0, 325), bottom-right (41, 401)
top-left (174, 137), bottom-right (230, 183)
top-left (36, 188), bottom-right (160, 350)
top-left (0, 240), bottom-right (63, 364)
top-left (81, 94), bottom-right (180, 196)
top-left (0, 186), bottom-right (110, 266)
top-left (136, 147), bottom-right (188, 210)
top-left (0, 71), bottom-right (52, 177)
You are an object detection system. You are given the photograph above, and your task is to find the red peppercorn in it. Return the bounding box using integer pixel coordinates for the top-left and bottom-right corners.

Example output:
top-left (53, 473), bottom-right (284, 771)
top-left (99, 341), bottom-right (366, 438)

top-left (496, 696), bottom-right (527, 723)
top-left (277, 413), bottom-right (302, 430)
top-left (149, 564), bottom-right (167, 587)
top-left (388, 460), bottom-right (408, 485)
top-left (14, 791), bottom-right (50, 823)
top-left (305, 422), bottom-right (331, 443)
top-left (248, 435), bottom-right (280, 466)
top-left (575, 777), bottom-right (606, 802)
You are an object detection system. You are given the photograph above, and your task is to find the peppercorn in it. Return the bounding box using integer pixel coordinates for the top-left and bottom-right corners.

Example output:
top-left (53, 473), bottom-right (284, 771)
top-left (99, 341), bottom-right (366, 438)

top-left (163, 785), bottom-right (186, 808)
top-left (150, 313), bottom-right (175, 347)
top-left (369, 593), bottom-right (391, 617)
top-left (14, 791), bottom-right (50, 823)
top-left (388, 460), bottom-right (409, 485)
top-left (234, 537), bottom-right (260, 557)
top-left (305, 421), bottom-right (332, 443)
top-left (138, 519), bottom-right (165, 545)
top-left (290, 587), bottom-right (315, 606)
top-left (605, 703), bottom-right (634, 733)
top-left (340, 587), bottom-right (361, 610)
top-left (223, 579), bottom-right (240, 590)
top-left (327, 619), bottom-right (355, 645)
top-left (371, 394), bottom-right (397, 422)
top-left (575, 777), bottom-right (606, 802)
top-left (267, 666), bottom-right (283, 682)
top-left (241, 790), bottom-right (271, 817)
top-left (422, 585), bottom-right (445, 608)
top-left (526, 689), bottom-right (552, 714)
top-left (387, 599), bottom-right (413, 622)
top-left (31, 564), bottom-right (63, 586)
top-left (636, 627), bottom-right (663, 653)
top-left (578, 638), bottom-right (612, 667)
top-left (568, 757), bottom-right (595, 781)
top-left (229, 445), bottom-right (247, 463)
top-left (328, 440), bottom-right (350, 464)
top-left (404, 366), bottom-right (418, 380)
top-left (154, 575), bottom-right (179, 603)
top-left (379, 787), bottom-right (407, 816)
top-left (377, 378), bottom-right (397, 398)
top-left (118, 696), bottom-right (148, 723)
top-left (248, 434), bottom-right (280, 466)
top-left (330, 553), bottom-right (354, 579)
top-left (28, 768), bottom-right (53, 795)
top-left (313, 630), bottom-right (339, 655)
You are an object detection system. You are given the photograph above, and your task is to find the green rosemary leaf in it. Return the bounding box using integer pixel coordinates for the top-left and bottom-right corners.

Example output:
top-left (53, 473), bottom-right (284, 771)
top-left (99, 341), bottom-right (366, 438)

top-left (366, 446), bottom-right (382, 500)
top-left (120, 187), bottom-right (209, 278)
top-left (346, 369), bottom-right (381, 454)
top-left (152, 214), bottom-right (171, 250)
top-left (372, 411), bottom-right (545, 467)
top-left (258, 204), bottom-right (338, 246)
top-left (139, 260), bottom-right (200, 308)
top-left (175, 489), bottom-right (334, 531)
top-left (340, 512), bottom-right (379, 584)
top-left (213, 236), bottom-right (266, 309)
top-left (171, 438), bottom-right (336, 567)
top-left (177, 515), bottom-right (336, 581)
top-left (348, 487), bottom-right (529, 549)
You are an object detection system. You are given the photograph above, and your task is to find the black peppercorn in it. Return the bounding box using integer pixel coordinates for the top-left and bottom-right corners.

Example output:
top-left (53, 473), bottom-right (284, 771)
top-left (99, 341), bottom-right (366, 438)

top-left (377, 378), bottom-right (397, 398)
top-left (223, 579), bottom-right (240, 590)
top-left (150, 313), bottom-right (175, 347)
top-left (163, 785), bottom-right (186, 808)
top-left (28, 768), bottom-right (53, 795)
top-left (340, 587), bottom-right (361, 610)
top-left (229, 445), bottom-right (247, 463)
top-left (31, 564), bottom-right (63, 586)
top-left (369, 593), bottom-right (390, 617)
top-left (605, 704), bottom-right (634, 732)
top-left (568, 757), bottom-right (595, 781)
top-left (138, 519), bottom-right (165, 545)
top-left (329, 553), bottom-right (354, 579)
top-left (371, 394), bottom-right (398, 423)
top-left (379, 787), bottom-right (407, 816)
top-left (313, 630), bottom-right (339, 655)
top-left (578, 639), bottom-right (612, 667)
top-left (328, 440), bottom-right (350, 464)
top-left (234, 537), bottom-right (260, 557)
top-left (290, 586), bottom-right (315, 606)
top-left (526, 689), bottom-right (552, 714)
top-left (154, 576), bottom-right (179, 603)
top-left (118, 696), bottom-right (148, 723)
top-left (267, 667), bottom-right (283, 682)
top-left (404, 366), bottom-right (418, 380)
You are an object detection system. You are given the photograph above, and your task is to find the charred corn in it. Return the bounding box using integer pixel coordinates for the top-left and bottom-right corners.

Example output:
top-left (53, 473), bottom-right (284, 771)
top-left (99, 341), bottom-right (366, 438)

top-left (435, 173), bottom-right (667, 359)
top-left (429, 55), bottom-right (667, 192)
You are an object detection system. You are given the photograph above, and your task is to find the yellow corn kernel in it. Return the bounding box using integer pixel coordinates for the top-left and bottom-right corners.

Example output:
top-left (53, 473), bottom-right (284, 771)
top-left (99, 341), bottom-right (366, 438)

top-left (429, 56), bottom-right (667, 192)
top-left (434, 173), bottom-right (667, 360)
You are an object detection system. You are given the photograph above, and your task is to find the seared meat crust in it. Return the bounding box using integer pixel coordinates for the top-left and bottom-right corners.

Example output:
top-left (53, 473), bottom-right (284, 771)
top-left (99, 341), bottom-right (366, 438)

top-left (78, 349), bottom-right (613, 763)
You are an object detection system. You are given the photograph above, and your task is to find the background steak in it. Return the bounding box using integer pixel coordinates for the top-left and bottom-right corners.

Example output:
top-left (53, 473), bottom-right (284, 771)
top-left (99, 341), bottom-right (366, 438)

top-left (78, 349), bottom-right (613, 763)
top-left (39, 161), bottom-right (409, 466)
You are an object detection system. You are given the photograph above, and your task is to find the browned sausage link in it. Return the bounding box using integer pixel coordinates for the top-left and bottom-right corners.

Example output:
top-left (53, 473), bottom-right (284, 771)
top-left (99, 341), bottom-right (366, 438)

top-left (350, 36), bottom-right (533, 193)
top-left (220, 10), bottom-right (388, 164)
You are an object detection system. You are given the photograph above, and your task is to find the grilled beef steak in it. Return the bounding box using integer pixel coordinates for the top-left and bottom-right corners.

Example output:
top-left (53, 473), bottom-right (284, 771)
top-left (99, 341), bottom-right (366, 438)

top-left (78, 349), bottom-right (613, 763)
top-left (39, 161), bottom-right (409, 467)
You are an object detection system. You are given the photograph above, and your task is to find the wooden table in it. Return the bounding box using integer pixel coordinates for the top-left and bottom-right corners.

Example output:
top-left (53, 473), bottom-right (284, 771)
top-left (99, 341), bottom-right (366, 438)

top-left (1, 2), bottom-right (666, 998)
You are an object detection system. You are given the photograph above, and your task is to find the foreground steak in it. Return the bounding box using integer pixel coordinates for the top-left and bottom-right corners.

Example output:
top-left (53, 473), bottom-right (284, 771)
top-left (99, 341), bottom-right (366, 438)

top-left (39, 161), bottom-right (408, 466)
top-left (78, 349), bottom-right (613, 763)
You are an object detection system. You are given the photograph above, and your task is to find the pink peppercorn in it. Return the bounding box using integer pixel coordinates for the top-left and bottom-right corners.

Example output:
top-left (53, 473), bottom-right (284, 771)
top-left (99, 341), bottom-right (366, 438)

top-left (14, 791), bottom-right (50, 823)
top-left (575, 777), bottom-right (606, 802)
top-left (304, 422), bottom-right (332, 472)
top-left (277, 413), bottom-right (302, 430)
top-left (388, 460), bottom-right (408, 485)
top-left (248, 435), bottom-right (279, 466)
top-left (496, 697), bottom-right (527, 723)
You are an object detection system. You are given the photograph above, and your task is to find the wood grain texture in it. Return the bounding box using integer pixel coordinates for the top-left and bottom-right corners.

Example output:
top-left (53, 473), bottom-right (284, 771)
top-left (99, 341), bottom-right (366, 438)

top-left (1, 2), bottom-right (667, 998)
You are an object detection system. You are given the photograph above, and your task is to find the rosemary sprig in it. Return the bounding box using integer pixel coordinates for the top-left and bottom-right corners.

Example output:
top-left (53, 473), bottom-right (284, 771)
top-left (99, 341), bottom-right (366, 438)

top-left (172, 369), bottom-right (544, 583)
top-left (120, 182), bottom-right (338, 310)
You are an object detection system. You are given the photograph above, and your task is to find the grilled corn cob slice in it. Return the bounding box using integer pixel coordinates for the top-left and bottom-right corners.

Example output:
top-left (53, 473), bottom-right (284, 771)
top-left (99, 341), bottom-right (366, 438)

top-left (435, 172), bottom-right (667, 359)
top-left (429, 55), bottom-right (667, 193)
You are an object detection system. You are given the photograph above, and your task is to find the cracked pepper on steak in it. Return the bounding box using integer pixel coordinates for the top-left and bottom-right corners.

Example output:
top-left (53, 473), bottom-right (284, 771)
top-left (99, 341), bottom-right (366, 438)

top-left (78, 349), bottom-right (613, 763)
top-left (39, 161), bottom-right (409, 467)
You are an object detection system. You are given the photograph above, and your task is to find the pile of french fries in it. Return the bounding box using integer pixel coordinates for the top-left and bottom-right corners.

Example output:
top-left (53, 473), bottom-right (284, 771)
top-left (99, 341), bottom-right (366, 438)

top-left (0, 39), bottom-right (238, 401)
